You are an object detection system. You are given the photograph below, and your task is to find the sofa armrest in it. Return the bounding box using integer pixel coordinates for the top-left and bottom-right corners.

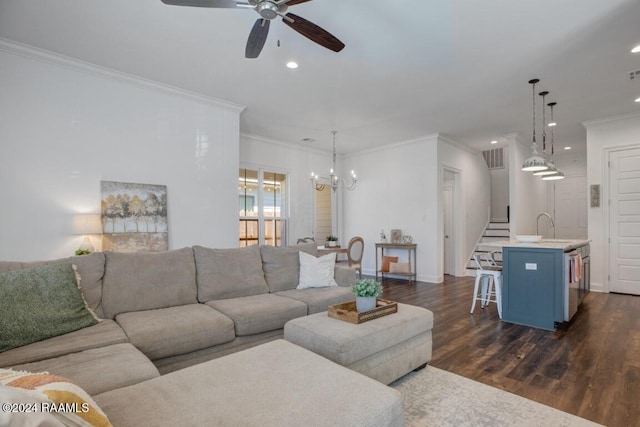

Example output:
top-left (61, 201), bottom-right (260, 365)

top-left (334, 265), bottom-right (356, 287)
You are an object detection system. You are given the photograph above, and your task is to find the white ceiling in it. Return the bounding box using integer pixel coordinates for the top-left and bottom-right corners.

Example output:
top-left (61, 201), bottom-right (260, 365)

top-left (1, 0), bottom-right (639, 154)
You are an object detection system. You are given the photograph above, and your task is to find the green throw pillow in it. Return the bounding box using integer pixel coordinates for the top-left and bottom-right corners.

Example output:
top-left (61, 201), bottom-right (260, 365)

top-left (0, 263), bottom-right (98, 352)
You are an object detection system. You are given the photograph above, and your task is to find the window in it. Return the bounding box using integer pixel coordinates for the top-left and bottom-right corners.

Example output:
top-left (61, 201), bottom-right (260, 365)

top-left (239, 168), bottom-right (288, 247)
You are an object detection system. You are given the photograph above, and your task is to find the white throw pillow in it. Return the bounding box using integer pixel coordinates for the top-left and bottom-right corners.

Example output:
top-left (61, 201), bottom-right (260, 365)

top-left (297, 252), bottom-right (339, 289)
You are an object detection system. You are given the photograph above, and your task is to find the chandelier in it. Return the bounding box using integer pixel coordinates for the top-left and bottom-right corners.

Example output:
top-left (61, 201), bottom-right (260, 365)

top-left (311, 131), bottom-right (357, 192)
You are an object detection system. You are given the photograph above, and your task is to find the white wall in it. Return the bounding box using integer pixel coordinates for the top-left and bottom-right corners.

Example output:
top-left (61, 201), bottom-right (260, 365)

top-left (0, 41), bottom-right (243, 261)
top-left (438, 136), bottom-right (492, 278)
top-left (554, 151), bottom-right (587, 177)
top-left (341, 134), bottom-right (490, 283)
top-left (342, 136), bottom-right (439, 282)
top-left (584, 112), bottom-right (640, 292)
top-left (508, 133), bottom-right (548, 237)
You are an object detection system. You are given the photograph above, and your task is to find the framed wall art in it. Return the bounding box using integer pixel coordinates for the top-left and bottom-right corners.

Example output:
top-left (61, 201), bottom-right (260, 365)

top-left (101, 181), bottom-right (168, 252)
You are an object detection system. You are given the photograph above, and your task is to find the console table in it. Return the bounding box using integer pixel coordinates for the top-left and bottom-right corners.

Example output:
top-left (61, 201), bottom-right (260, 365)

top-left (375, 243), bottom-right (417, 282)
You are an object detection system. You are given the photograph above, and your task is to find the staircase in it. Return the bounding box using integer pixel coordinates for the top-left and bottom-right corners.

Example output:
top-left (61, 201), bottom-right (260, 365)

top-left (467, 221), bottom-right (509, 273)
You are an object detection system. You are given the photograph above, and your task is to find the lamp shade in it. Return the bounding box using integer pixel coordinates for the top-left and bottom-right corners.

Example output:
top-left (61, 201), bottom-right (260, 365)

top-left (73, 214), bottom-right (102, 235)
top-left (533, 162), bottom-right (558, 176)
top-left (542, 170), bottom-right (565, 180)
top-left (521, 151), bottom-right (548, 172)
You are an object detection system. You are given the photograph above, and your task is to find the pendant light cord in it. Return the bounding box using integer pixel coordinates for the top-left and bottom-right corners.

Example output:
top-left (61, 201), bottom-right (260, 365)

top-left (540, 91), bottom-right (548, 155)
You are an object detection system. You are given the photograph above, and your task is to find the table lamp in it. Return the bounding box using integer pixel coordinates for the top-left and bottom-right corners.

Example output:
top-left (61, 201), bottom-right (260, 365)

top-left (73, 214), bottom-right (102, 252)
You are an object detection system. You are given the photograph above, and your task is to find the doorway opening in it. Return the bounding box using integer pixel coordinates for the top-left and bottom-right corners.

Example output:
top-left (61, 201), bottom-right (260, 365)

top-left (442, 168), bottom-right (461, 278)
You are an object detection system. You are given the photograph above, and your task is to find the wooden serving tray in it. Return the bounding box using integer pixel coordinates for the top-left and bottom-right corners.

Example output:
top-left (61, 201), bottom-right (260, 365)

top-left (328, 299), bottom-right (398, 324)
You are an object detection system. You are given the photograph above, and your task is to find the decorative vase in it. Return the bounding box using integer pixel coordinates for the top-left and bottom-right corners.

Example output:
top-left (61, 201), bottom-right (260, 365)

top-left (356, 296), bottom-right (377, 312)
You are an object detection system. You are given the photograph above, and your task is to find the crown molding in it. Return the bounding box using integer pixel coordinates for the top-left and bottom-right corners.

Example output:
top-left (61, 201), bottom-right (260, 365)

top-left (240, 133), bottom-right (330, 157)
top-left (0, 38), bottom-right (245, 114)
top-left (437, 133), bottom-right (480, 154)
top-left (582, 110), bottom-right (640, 129)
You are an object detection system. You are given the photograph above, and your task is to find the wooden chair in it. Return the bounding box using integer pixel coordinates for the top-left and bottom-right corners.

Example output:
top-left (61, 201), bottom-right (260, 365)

top-left (296, 237), bottom-right (315, 244)
top-left (346, 236), bottom-right (364, 278)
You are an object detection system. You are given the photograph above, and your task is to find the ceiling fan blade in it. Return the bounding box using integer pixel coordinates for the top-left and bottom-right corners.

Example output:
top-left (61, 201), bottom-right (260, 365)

top-left (160, 0), bottom-right (238, 8)
top-left (245, 19), bottom-right (271, 59)
top-left (279, 0), bottom-right (313, 6)
top-left (283, 13), bottom-right (345, 52)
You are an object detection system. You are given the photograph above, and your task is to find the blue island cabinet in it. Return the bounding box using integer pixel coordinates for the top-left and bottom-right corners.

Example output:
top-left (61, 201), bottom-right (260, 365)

top-left (502, 246), bottom-right (565, 331)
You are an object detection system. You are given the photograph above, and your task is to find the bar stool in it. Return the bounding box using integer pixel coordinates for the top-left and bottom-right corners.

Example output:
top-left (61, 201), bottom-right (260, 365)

top-left (470, 252), bottom-right (503, 318)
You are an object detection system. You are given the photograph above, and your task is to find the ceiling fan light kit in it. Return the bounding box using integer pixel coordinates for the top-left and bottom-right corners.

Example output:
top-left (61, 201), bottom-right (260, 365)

top-left (161, 0), bottom-right (345, 59)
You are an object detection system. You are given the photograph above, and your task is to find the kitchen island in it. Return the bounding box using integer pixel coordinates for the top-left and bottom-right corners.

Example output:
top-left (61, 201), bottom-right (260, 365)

top-left (481, 239), bottom-right (590, 330)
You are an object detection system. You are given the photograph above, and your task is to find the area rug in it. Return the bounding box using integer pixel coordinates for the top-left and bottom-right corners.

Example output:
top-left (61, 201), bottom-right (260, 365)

top-left (391, 366), bottom-right (602, 427)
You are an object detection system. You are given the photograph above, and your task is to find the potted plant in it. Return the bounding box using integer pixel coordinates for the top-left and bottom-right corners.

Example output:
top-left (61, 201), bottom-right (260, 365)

top-left (326, 235), bottom-right (339, 247)
top-left (352, 278), bottom-right (382, 312)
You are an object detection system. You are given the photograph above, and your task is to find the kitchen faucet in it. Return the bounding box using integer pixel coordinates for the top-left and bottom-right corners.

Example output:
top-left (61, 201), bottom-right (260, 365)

top-left (536, 212), bottom-right (555, 237)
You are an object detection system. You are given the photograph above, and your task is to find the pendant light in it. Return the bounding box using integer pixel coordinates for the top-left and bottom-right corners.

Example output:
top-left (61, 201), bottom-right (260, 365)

top-left (542, 102), bottom-right (565, 181)
top-left (533, 91), bottom-right (556, 176)
top-left (522, 79), bottom-right (549, 172)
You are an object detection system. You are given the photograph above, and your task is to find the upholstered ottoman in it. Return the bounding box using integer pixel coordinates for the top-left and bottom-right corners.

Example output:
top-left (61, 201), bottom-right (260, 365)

top-left (94, 339), bottom-right (404, 427)
top-left (284, 303), bottom-right (434, 385)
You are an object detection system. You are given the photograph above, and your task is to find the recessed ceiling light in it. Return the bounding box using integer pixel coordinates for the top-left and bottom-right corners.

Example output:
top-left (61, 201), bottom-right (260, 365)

top-left (635, 96), bottom-right (640, 103)
top-left (564, 146), bottom-right (572, 150)
top-left (286, 61), bottom-right (298, 69)
top-left (490, 140), bottom-right (498, 144)
top-left (632, 45), bottom-right (640, 53)
top-left (301, 138), bottom-right (315, 142)
top-left (548, 122), bottom-right (557, 127)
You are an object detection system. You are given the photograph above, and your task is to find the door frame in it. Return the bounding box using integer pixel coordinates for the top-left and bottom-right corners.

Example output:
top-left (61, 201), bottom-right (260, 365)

top-left (440, 166), bottom-right (463, 278)
top-left (443, 182), bottom-right (454, 275)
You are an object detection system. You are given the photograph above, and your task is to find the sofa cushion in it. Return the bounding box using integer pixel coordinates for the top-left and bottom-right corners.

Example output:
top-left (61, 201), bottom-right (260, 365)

top-left (297, 251), bottom-right (339, 289)
top-left (0, 320), bottom-right (128, 367)
top-left (101, 248), bottom-right (197, 319)
top-left (0, 263), bottom-right (99, 352)
top-left (10, 343), bottom-right (160, 396)
top-left (94, 340), bottom-right (404, 427)
top-left (334, 264), bottom-right (357, 287)
top-left (0, 368), bottom-right (113, 426)
top-left (0, 252), bottom-right (106, 318)
top-left (206, 294), bottom-right (307, 336)
top-left (276, 287), bottom-right (354, 314)
top-left (115, 304), bottom-right (235, 360)
top-left (260, 242), bottom-right (318, 293)
top-left (194, 245), bottom-right (269, 301)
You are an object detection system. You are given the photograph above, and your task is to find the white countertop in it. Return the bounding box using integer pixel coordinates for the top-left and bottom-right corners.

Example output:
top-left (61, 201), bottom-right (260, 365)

top-left (481, 239), bottom-right (590, 251)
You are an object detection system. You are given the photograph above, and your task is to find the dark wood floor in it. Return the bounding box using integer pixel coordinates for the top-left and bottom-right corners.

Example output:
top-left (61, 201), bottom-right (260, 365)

top-left (378, 275), bottom-right (640, 427)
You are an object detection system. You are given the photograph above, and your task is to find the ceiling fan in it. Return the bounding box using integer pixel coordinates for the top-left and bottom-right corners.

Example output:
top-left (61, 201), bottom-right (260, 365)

top-left (160, 0), bottom-right (345, 59)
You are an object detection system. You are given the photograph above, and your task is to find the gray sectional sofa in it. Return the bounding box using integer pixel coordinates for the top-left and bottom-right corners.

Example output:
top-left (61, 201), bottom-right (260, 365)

top-left (0, 244), bottom-right (409, 426)
top-left (0, 243), bottom-right (355, 381)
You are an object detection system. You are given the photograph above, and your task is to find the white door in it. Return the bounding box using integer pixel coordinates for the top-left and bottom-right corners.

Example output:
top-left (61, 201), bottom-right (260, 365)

top-left (609, 147), bottom-right (640, 295)
top-left (554, 176), bottom-right (587, 239)
top-left (443, 185), bottom-right (453, 275)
